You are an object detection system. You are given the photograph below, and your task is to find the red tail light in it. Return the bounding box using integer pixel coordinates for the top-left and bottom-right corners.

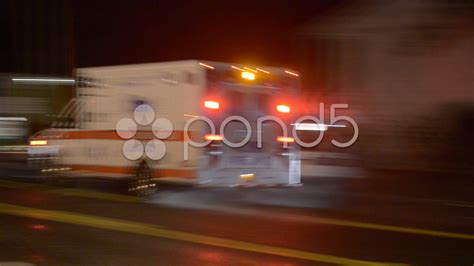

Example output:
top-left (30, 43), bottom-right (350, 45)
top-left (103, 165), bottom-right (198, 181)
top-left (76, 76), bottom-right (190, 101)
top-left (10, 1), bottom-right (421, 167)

top-left (205, 134), bottom-right (224, 141)
top-left (276, 104), bottom-right (290, 113)
top-left (204, 100), bottom-right (220, 110)
top-left (276, 136), bottom-right (294, 143)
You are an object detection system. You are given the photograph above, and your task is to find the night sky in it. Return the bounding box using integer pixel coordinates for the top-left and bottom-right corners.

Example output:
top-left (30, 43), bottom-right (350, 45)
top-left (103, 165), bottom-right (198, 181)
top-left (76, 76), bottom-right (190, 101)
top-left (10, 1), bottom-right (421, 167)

top-left (73, 0), bottom-right (338, 69)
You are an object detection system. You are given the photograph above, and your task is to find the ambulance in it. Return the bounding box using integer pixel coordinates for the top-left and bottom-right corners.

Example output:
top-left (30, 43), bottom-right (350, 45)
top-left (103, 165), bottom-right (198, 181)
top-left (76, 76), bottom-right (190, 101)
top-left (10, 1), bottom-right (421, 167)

top-left (28, 60), bottom-right (302, 194)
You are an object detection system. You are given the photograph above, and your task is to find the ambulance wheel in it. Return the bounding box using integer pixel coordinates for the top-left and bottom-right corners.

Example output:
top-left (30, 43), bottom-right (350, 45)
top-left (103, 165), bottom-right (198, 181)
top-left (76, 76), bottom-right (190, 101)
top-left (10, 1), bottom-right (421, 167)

top-left (127, 162), bottom-right (157, 196)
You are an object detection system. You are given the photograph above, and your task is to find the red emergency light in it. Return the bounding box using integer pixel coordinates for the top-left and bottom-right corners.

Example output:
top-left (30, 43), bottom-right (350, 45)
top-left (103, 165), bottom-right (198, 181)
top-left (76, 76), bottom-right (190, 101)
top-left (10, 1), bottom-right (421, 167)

top-left (276, 104), bottom-right (291, 113)
top-left (204, 100), bottom-right (220, 110)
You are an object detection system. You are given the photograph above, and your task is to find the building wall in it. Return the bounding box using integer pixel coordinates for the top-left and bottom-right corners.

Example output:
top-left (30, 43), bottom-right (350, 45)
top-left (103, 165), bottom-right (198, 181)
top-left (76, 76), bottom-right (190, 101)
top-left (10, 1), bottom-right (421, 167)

top-left (297, 1), bottom-right (474, 174)
top-left (0, 0), bottom-right (75, 135)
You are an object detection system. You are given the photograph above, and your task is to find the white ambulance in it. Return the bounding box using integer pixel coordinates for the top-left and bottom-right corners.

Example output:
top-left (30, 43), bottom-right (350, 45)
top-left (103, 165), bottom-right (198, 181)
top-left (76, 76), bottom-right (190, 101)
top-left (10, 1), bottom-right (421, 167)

top-left (28, 60), bottom-right (302, 194)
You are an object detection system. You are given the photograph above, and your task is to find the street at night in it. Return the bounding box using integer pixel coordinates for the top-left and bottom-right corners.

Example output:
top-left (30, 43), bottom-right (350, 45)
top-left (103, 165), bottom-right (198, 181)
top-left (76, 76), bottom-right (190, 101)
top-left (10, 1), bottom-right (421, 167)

top-left (1, 1), bottom-right (474, 265)
top-left (1, 173), bottom-right (474, 265)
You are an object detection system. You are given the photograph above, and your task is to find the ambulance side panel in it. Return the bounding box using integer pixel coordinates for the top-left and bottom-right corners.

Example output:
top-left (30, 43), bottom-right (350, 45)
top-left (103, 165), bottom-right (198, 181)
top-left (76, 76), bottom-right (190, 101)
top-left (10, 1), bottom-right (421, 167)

top-left (58, 61), bottom-right (206, 178)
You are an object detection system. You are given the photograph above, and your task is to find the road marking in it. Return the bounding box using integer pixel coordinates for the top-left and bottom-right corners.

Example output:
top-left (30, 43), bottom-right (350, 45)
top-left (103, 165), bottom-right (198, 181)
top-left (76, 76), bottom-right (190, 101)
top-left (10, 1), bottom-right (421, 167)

top-left (216, 207), bottom-right (474, 240)
top-left (0, 203), bottom-right (407, 266)
top-left (303, 216), bottom-right (474, 240)
top-left (2, 179), bottom-right (474, 240)
top-left (0, 262), bottom-right (34, 266)
top-left (444, 202), bottom-right (474, 209)
top-left (0, 180), bottom-right (139, 203)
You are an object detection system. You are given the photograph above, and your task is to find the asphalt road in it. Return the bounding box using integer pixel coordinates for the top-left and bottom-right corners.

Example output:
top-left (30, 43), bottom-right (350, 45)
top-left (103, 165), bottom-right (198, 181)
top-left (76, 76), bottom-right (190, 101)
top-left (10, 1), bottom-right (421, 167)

top-left (0, 176), bottom-right (474, 266)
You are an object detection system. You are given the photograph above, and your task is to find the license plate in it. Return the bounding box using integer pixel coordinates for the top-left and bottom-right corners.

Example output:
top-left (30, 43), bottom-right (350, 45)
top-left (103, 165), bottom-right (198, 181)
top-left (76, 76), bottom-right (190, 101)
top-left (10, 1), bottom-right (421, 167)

top-left (28, 146), bottom-right (59, 155)
top-left (223, 155), bottom-right (272, 168)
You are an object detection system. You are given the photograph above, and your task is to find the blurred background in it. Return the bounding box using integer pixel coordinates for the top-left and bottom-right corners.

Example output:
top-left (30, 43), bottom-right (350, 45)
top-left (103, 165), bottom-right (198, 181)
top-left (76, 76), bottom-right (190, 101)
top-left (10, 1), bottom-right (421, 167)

top-left (1, 0), bottom-right (472, 178)
top-left (1, 1), bottom-right (474, 265)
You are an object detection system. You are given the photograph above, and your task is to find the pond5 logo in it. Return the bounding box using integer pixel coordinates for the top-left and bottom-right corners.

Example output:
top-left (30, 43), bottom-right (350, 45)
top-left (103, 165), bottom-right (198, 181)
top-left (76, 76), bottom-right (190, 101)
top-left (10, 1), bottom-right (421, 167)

top-left (116, 104), bottom-right (173, 161)
top-left (117, 103), bottom-right (360, 161)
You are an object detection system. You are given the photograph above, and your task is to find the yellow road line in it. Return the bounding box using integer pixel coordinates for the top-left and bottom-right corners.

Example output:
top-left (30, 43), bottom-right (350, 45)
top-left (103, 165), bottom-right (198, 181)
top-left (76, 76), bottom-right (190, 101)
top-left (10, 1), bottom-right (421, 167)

top-left (0, 180), bottom-right (139, 203)
top-left (1, 179), bottom-right (474, 240)
top-left (305, 216), bottom-right (474, 240)
top-left (228, 208), bottom-right (474, 240)
top-left (0, 203), bottom-right (407, 266)
top-left (445, 202), bottom-right (474, 208)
